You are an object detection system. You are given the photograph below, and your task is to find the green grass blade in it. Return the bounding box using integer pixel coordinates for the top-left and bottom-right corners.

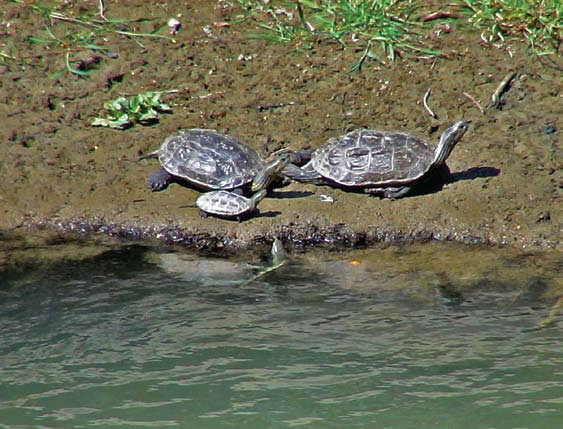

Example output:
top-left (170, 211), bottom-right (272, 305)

top-left (28, 36), bottom-right (54, 44)
top-left (65, 52), bottom-right (91, 76)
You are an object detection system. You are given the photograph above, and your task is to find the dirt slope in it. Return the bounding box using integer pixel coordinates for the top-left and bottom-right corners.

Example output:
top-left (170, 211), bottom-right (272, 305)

top-left (0, 1), bottom-right (560, 251)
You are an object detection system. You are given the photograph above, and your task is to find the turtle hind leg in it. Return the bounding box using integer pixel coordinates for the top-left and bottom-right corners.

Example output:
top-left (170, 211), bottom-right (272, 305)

top-left (365, 186), bottom-right (412, 199)
top-left (148, 168), bottom-right (173, 192)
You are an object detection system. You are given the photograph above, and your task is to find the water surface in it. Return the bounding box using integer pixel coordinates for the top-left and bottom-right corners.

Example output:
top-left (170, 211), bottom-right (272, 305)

top-left (1, 242), bottom-right (561, 428)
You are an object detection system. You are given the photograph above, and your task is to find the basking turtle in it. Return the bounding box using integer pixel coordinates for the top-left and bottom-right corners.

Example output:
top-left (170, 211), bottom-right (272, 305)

top-left (140, 128), bottom-right (294, 193)
top-left (197, 189), bottom-right (267, 220)
top-left (284, 120), bottom-right (470, 198)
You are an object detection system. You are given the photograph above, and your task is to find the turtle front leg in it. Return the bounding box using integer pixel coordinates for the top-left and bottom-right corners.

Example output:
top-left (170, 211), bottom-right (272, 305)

top-left (148, 168), bottom-right (173, 192)
top-left (281, 162), bottom-right (324, 184)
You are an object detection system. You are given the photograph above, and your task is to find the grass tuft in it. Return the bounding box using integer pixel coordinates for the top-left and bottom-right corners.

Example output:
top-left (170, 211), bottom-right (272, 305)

top-left (235, 0), bottom-right (441, 66)
top-left (233, 0), bottom-right (561, 65)
top-left (462, 0), bottom-right (561, 55)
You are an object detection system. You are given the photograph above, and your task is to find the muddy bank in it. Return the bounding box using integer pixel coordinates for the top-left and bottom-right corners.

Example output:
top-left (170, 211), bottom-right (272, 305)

top-left (0, 1), bottom-right (561, 251)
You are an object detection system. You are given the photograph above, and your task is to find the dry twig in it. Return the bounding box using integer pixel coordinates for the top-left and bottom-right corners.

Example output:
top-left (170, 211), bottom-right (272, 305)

top-left (463, 92), bottom-right (485, 114)
top-left (487, 72), bottom-right (517, 111)
top-left (258, 101), bottom-right (299, 112)
top-left (420, 11), bottom-right (461, 22)
top-left (99, 0), bottom-right (107, 20)
top-left (422, 88), bottom-right (438, 119)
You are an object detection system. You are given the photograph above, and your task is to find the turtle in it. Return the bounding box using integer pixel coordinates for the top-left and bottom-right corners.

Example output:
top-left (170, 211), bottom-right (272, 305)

top-left (283, 120), bottom-right (470, 198)
top-left (196, 189), bottom-right (267, 220)
top-left (140, 128), bottom-right (296, 194)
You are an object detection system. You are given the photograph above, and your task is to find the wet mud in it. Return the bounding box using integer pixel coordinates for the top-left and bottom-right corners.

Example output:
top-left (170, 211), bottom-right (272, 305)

top-left (0, 1), bottom-right (561, 251)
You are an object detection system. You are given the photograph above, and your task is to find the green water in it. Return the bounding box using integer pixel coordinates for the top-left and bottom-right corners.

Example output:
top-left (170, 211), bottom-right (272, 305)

top-left (0, 243), bottom-right (561, 428)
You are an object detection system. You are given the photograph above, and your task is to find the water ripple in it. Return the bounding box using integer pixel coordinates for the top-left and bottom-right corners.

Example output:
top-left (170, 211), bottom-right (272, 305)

top-left (0, 244), bottom-right (561, 428)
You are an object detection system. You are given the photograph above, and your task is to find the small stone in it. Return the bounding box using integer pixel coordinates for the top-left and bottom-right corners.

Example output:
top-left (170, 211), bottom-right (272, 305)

top-left (318, 194), bottom-right (335, 203)
top-left (168, 17), bottom-right (181, 35)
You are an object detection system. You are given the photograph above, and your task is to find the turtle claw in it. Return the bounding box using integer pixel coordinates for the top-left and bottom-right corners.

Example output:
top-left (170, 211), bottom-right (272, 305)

top-left (149, 168), bottom-right (173, 192)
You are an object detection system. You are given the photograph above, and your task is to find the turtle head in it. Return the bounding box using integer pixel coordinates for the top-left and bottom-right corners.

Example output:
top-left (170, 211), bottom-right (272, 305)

top-left (434, 120), bottom-right (470, 166)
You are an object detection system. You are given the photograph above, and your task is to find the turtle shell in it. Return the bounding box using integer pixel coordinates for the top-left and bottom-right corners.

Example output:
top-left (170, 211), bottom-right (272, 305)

top-left (197, 190), bottom-right (253, 217)
top-left (158, 129), bottom-right (263, 190)
top-left (311, 129), bottom-right (436, 187)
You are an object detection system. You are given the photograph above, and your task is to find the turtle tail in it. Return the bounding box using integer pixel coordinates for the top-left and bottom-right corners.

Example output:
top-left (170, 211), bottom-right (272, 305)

top-left (138, 150), bottom-right (159, 161)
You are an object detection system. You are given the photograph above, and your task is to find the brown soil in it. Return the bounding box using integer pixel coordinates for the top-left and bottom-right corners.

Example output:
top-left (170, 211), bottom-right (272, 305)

top-left (0, 1), bottom-right (561, 251)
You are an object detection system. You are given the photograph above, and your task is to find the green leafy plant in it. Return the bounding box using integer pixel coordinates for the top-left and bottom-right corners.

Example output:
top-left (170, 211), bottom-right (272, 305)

top-left (91, 92), bottom-right (172, 129)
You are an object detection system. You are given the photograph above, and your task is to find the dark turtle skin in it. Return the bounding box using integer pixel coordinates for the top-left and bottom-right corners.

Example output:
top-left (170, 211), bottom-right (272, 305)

top-left (284, 120), bottom-right (470, 198)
